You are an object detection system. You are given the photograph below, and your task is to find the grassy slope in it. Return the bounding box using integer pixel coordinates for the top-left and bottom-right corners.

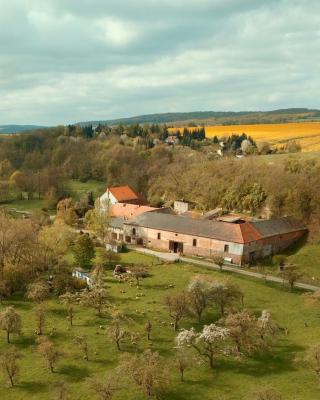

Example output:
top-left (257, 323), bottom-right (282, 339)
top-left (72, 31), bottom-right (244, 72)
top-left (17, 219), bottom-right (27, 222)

top-left (0, 180), bottom-right (105, 214)
top-left (0, 252), bottom-right (320, 400)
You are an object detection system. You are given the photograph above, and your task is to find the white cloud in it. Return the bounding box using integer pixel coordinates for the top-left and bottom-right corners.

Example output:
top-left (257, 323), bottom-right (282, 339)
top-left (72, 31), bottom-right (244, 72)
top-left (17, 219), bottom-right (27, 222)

top-left (0, 0), bottom-right (319, 124)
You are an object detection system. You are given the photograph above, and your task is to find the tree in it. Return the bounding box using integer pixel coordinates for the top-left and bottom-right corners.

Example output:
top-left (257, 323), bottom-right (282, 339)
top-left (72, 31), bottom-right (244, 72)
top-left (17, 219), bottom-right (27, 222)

top-left (248, 388), bottom-right (282, 400)
top-left (280, 264), bottom-right (302, 290)
top-left (130, 266), bottom-right (151, 287)
top-left (38, 221), bottom-right (75, 266)
top-left (176, 324), bottom-right (229, 369)
top-left (27, 280), bottom-right (50, 303)
top-left (187, 276), bottom-right (210, 322)
top-left (0, 347), bottom-right (21, 387)
top-left (0, 280), bottom-right (10, 304)
top-left (257, 310), bottom-right (279, 343)
top-left (91, 264), bottom-right (105, 286)
top-left (108, 311), bottom-right (132, 351)
top-left (173, 349), bottom-right (193, 382)
top-left (120, 350), bottom-right (168, 398)
top-left (306, 343), bottom-right (320, 379)
top-left (80, 285), bottom-right (109, 317)
top-left (213, 255), bottom-right (224, 272)
top-left (90, 374), bottom-right (120, 400)
top-left (51, 381), bottom-right (70, 400)
top-left (85, 204), bottom-right (110, 242)
top-left (59, 292), bottom-right (78, 326)
top-left (35, 303), bottom-right (46, 335)
top-left (73, 335), bottom-right (89, 361)
top-left (145, 320), bottom-right (152, 341)
top-left (0, 307), bottom-right (22, 343)
top-left (37, 337), bottom-right (60, 373)
top-left (225, 310), bottom-right (262, 356)
top-left (164, 291), bottom-right (190, 331)
top-left (209, 279), bottom-right (243, 316)
top-left (56, 198), bottom-right (78, 226)
top-left (72, 233), bottom-right (95, 269)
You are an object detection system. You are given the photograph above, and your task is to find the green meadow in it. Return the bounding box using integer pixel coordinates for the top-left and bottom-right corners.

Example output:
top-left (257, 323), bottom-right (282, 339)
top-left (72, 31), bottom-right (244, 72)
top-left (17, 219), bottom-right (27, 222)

top-left (0, 251), bottom-right (320, 400)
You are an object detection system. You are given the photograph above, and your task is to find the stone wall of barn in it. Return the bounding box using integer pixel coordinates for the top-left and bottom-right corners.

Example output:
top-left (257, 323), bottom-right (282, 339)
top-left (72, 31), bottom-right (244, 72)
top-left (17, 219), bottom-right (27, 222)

top-left (123, 224), bottom-right (244, 264)
top-left (242, 230), bottom-right (307, 263)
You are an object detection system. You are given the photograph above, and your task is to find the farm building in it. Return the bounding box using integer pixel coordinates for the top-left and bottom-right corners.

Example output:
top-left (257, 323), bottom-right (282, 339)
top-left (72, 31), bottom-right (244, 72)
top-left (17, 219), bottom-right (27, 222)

top-left (99, 185), bottom-right (147, 211)
top-left (122, 212), bottom-right (307, 265)
top-left (109, 203), bottom-right (160, 219)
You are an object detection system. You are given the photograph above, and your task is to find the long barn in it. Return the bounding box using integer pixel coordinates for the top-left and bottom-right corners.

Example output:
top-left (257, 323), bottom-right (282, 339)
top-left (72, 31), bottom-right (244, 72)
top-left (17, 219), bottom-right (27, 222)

top-left (122, 212), bottom-right (307, 265)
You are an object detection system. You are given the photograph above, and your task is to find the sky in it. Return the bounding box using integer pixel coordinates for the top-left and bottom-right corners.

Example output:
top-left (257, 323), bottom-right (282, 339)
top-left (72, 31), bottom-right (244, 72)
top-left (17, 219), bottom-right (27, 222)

top-left (0, 0), bottom-right (320, 125)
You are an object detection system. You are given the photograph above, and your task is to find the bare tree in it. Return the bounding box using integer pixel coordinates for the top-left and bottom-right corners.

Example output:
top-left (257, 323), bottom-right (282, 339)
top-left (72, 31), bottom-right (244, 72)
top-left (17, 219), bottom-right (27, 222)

top-left (248, 388), bottom-right (282, 400)
top-left (59, 292), bottom-right (78, 326)
top-left (225, 310), bottom-right (262, 356)
top-left (187, 276), bottom-right (210, 322)
top-left (145, 320), bottom-right (152, 341)
top-left (306, 343), bottom-right (320, 379)
top-left (213, 255), bottom-right (224, 272)
top-left (80, 285), bottom-right (109, 317)
top-left (130, 266), bottom-right (151, 287)
top-left (279, 264), bottom-right (302, 290)
top-left (35, 303), bottom-right (46, 335)
top-left (0, 347), bottom-right (21, 387)
top-left (0, 280), bottom-right (10, 304)
top-left (120, 349), bottom-right (169, 398)
top-left (27, 280), bottom-right (50, 303)
top-left (173, 349), bottom-right (194, 382)
top-left (37, 337), bottom-right (60, 373)
top-left (73, 335), bottom-right (89, 361)
top-left (51, 381), bottom-right (70, 400)
top-left (0, 306), bottom-right (22, 343)
top-left (164, 291), bottom-right (190, 331)
top-left (208, 279), bottom-right (243, 316)
top-left (108, 311), bottom-right (132, 351)
top-left (90, 374), bottom-right (120, 400)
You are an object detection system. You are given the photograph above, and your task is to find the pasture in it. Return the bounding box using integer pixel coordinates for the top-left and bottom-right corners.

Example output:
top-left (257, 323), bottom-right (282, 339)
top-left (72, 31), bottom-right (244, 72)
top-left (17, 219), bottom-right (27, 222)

top-left (0, 251), bottom-right (320, 400)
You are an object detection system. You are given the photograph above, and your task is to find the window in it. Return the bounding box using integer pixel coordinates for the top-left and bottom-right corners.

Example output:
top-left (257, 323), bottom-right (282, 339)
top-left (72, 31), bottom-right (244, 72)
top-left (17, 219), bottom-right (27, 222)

top-left (125, 236), bottom-right (131, 243)
top-left (112, 232), bottom-right (117, 240)
top-left (132, 228), bottom-right (136, 236)
top-left (119, 234), bottom-right (124, 241)
top-left (157, 232), bottom-right (161, 240)
top-left (193, 239), bottom-right (197, 247)
top-left (224, 244), bottom-right (229, 253)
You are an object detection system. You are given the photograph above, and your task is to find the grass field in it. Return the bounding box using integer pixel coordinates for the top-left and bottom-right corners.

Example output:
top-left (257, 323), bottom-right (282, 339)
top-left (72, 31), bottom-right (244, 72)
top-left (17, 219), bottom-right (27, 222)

top-left (254, 244), bottom-right (320, 285)
top-left (65, 180), bottom-right (106, 200)
top-left (171, 122), bottom-right (320, 152)
top-left (0, 180), bottom-right (105, 215)
top-left (1, 251), bottom-right (320, 400)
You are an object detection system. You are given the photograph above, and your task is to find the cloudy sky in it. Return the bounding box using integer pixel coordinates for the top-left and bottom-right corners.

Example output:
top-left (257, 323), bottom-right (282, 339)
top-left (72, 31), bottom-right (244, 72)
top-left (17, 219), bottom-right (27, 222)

top-left (0, 0), bottom-right (319, 125)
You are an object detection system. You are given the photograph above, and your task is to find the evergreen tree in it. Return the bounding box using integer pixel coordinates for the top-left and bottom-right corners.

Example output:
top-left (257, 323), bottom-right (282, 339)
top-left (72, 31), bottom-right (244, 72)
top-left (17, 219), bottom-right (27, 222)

top-left (72, 233), bottom-right (95, 269)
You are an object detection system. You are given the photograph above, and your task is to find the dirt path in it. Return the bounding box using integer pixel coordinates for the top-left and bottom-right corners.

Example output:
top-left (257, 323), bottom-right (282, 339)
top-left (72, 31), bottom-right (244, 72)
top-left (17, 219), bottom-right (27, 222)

top-left (134, 247), bottom-right (320, 292)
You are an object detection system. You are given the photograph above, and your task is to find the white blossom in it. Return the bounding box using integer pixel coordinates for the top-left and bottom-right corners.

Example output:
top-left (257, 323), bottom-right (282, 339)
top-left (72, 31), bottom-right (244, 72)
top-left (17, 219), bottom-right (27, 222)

top-left (198, 324), bottom-right (229, 344)
top-left (175, 328), bottom-right (197, 347)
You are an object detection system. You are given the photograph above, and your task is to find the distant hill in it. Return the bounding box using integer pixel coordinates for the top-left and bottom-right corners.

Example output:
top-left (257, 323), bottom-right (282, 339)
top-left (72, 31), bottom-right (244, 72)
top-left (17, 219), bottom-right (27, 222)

top-left (78, 108), bottom-right (320, 127)
top-left (0, 125), bottom-right (46, 134)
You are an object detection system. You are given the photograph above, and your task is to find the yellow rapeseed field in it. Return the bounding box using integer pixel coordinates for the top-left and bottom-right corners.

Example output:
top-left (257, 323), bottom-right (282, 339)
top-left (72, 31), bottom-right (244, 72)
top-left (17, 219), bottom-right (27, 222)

top-left (170, 122), bottom-right (320, 152)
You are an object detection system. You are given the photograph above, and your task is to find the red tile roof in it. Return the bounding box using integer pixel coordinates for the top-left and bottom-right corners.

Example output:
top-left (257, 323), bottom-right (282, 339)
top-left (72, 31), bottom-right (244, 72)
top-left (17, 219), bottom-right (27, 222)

top-left (108, 185), bottom-right (140, 202)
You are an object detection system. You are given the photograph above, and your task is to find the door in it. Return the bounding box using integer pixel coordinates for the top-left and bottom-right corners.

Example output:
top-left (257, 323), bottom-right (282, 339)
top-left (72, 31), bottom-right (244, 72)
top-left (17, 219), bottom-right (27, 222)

top-left (170, 241), bottom-right (183, 253)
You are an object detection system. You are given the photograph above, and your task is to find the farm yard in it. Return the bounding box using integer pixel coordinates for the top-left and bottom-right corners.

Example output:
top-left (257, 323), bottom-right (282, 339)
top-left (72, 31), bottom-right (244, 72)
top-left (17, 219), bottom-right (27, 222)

top-left (1, 250), bottom-right (320, 400)
top-left (171, 122), bottom-right (320, 152)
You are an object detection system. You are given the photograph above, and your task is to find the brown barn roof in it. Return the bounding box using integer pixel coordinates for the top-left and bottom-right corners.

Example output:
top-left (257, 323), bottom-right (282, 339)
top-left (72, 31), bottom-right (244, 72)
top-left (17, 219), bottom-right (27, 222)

top-left (125, 213), bottom-right (306, 244)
